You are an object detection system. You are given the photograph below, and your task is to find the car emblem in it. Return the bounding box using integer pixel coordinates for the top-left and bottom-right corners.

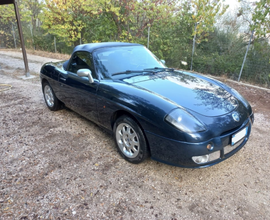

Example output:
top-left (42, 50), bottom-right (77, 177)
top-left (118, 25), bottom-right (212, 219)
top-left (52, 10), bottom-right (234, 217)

top-left (232, 112), bottom-right (240, 122)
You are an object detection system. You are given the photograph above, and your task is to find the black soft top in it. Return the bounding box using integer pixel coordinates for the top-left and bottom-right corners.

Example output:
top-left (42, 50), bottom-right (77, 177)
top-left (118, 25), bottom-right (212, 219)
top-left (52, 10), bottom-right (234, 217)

top-left (73, 42), bottom-right (142, 53)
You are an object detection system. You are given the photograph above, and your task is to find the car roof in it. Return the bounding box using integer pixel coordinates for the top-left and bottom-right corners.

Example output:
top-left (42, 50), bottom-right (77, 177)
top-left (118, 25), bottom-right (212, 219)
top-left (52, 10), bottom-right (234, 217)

top-left (73, 42), bottom-right (142, 53)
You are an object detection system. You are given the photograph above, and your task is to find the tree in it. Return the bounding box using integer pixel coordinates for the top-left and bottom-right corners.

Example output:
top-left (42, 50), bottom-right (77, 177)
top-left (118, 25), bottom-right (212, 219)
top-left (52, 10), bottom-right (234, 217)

top-left (149, 2), bottom-right (193, 67)
top-left (0, 4), bottom-right (16, 47)
top-left (97, 0), bottom-right (175, 42)
top-left (190, 0), bottom-right (228, 42)
top-left (23, 0), bottom-right (44, 34)
top-left (252, 0), bottom-right (270, 37)
top-left (42, 0), bottom-right (98, 45)
top-left (0, 0), bottom-right (44, 49)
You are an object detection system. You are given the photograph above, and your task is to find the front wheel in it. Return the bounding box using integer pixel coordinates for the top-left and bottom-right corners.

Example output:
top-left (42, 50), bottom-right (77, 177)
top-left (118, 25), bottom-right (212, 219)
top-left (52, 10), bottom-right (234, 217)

top-left (42, 82), bottom-right (61, 111)
top-left (113, 115), bottom-right (149, 164)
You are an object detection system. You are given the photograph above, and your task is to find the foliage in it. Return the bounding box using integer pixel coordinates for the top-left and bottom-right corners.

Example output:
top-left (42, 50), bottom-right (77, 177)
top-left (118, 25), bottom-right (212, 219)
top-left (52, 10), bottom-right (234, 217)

top-left (150, 3), bottom-right (193, 68)
top-left (252, 0), bottom-right (270, 36)
top-left (0, 4), bottom-right (19, 48)
top-left (244, 38), bottom-right (270, 86)
top-left (98, 0), bottom-right (175, 42)
top-left (0, 4), bottom-right (17, 24)
top-left (0, 0), bottom-right (270, 87)
top-left (189, 0), bottom-right (228, 42)
top-left (42, 0), bottom-right (97, 45)
top-left (193, 28), bottom-right (246, 76)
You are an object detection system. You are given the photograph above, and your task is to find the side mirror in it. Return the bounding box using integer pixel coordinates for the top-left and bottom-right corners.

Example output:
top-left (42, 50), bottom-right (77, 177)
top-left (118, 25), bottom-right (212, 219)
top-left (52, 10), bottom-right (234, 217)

top-left (77, 69), bottom-right (94, 83)
top-left (160, 59), bottom-right (166, 65)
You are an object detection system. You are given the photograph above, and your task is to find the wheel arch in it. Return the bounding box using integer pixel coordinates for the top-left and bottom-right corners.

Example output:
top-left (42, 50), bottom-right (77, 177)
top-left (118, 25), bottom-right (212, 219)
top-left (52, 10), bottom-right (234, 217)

top-left (41, 78), bottom-right (49, 90)
top-left (41, 78), bottom-right (63, 110)
top-left (110, 110), bottom-right (139, 130)
top-left (110, 110), bottom-right (151, 156)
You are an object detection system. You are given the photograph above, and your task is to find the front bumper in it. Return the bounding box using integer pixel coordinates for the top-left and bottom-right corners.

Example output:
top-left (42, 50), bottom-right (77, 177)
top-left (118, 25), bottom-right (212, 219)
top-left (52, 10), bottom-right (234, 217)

top-left (145, 115), bottom-right (253, 168)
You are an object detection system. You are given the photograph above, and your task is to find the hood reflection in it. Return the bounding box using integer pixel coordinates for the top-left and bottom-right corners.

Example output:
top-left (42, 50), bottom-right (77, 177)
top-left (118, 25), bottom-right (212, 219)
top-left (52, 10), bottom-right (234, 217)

top-left (123, 71), bottom-right (238, 116)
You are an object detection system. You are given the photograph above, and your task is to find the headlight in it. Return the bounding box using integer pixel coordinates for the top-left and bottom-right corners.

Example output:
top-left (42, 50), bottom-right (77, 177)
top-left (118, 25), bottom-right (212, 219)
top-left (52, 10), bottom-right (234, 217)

top-left (165, 108), bottom-right (206, 133)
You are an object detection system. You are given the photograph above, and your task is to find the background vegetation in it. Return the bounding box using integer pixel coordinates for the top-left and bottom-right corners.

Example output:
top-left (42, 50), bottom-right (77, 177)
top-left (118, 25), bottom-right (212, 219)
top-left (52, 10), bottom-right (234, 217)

top-left (0, 0), bottom-right (269, 88)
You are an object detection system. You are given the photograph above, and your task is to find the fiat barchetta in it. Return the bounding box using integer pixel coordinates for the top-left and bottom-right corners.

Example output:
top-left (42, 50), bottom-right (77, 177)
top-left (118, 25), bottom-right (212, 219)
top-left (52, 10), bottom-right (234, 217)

top-left (40, 42), bottom-right (254, 168)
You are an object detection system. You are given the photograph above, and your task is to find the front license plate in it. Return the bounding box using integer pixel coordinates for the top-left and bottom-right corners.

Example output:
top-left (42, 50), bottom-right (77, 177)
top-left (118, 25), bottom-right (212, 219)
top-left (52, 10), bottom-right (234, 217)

top-left (231, 127), bottom-right (247, 146)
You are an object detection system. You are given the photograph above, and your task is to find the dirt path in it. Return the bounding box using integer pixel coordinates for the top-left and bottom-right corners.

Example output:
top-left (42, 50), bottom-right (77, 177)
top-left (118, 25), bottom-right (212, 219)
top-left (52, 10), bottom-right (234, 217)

top-left (0, 50), bottom-right (270, 219)
top-left (0, 50), bottom-right (60, 74)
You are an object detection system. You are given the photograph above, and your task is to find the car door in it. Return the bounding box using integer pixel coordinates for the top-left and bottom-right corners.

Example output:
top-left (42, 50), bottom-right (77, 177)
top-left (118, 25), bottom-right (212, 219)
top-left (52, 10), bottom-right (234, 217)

top-left (58, 51), bottom-right (99, 123)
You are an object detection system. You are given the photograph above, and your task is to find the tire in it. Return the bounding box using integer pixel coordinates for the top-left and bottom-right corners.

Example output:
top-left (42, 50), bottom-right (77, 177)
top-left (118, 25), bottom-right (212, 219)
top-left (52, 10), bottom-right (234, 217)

top-left (42, 82), bottom-right (61, 111)
top-left (113, 115), bottom-right (149, 164)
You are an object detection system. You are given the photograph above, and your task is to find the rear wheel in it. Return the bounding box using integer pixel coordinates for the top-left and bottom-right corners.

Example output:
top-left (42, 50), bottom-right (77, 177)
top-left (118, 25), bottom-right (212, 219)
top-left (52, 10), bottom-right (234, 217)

top-left (113, 115), bottom-right (148, 164)
top-left (42, 82), bottom-right (61, 111)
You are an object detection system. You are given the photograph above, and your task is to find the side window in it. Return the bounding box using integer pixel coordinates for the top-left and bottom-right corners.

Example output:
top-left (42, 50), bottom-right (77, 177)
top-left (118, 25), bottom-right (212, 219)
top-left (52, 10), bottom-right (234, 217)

top-left (68, 51), bottom-right (97, 79)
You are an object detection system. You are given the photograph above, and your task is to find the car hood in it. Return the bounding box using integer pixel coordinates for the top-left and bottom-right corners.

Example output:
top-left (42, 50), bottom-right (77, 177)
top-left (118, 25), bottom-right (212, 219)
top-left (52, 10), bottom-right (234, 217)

top-left (123, 71), bottom-right (238, 117)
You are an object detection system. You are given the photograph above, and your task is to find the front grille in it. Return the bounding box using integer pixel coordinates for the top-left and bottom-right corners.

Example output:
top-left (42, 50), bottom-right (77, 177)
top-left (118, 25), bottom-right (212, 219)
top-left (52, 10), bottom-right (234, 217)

top-left (220, 125), bottom-right (241, 137)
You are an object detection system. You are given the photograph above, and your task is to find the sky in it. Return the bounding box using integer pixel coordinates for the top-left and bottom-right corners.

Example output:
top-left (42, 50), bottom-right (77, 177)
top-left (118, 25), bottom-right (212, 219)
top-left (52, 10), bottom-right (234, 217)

top-left (219, 0), bottom-right (259, 32)
top-left (224, 0), bottom-right (259, 11)
top-left (224, 0), bottom-right (241, 10)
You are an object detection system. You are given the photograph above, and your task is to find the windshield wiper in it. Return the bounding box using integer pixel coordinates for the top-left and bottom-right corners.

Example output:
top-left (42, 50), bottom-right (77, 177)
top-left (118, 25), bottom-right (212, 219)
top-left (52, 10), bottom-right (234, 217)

top-left (112, 70), bottom-right (154, 76)
top-left (144, 67), bottom-right (174, 72)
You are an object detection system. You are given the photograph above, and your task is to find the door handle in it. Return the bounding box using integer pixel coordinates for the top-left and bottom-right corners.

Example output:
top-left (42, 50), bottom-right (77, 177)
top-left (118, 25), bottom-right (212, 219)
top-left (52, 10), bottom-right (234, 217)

top-left (60, 77), bottom-right (66, 81)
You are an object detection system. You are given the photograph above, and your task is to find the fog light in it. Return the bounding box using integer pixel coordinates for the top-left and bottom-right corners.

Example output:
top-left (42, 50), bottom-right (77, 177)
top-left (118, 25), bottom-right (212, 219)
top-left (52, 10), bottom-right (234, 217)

top-left (192, 155), bottom-right (209, 164)
top-left (207, 143), bottom-right (214, 151)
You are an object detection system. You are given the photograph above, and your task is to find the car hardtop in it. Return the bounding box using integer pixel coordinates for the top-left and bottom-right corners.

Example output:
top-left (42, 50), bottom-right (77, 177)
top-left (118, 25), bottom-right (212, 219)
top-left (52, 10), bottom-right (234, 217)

top-left (72, 42), bottom-right (142, 54)
top-left (62, 42), bottom-right (145, 72)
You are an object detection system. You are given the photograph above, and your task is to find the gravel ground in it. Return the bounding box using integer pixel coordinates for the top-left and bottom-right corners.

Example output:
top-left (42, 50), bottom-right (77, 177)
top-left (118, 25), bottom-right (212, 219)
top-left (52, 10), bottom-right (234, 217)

top-left (0, 50), bottom-right (270, 220)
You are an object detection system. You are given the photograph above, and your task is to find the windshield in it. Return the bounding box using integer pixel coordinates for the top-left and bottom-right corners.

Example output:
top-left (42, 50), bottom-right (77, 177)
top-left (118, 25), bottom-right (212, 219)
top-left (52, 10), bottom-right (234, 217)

top-left (94, 46), bottom-right (166, 79)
